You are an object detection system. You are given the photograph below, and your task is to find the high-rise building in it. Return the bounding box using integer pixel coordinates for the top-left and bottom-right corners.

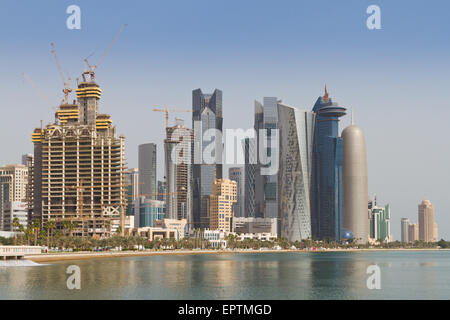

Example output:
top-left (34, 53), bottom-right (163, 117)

top-left (418, 200), bottom-right (437, 242)
top-left (342, 119), bottom-right (369, 244)
top-left (23, 154), bottom-right (34, 223)
top-left (249, 98), bottom-right (279, 219)
top-left (408, 223), bottom-right (419, 243)
top-left (311, 87), bottom-right (346, 241)
top-left (165, 119), bottom-right (193, 222)
top-left (277, 102), bottom-right (315, 241)
top-left (125, 168), bottom-right (139, 227)
top-left (192, 88), bottom-right (223, 228)
top-left (0, 164), bottom-right (28, 230)
top-left (368, 196), bottom-right (391, 242)
top-left (31, 76), bottom-right (126, 237)
top-left (244, 137), bottom-right (257, 218)
top-left (401, 218), bottom-right (410, 243)
top-left (138, 143), bottom-right (157, 198)
top-left (209, 178), bottom-right (237, 232)
top-left (228, 167), bottom-right (244, 218)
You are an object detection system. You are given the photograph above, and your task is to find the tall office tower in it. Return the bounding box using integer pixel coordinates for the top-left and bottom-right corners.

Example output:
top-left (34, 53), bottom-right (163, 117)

top-left (278, 103), bottom-right (315, 241)
top-left (125, 168), bottom-right (139, 217)
top-left (418, 199), bottom-right (437, 242)
top-left (342, 119), bottom-right (368, 244)
top-left (244, 137), bottom-right (256, 218)
top-left (228, 167), bottom-right (245, 218)
top-left (368, 197), bottom-right (391, 243)
top-left (23, 154), bottom-right (34, 223)
top-left (31, 77), bottom-right (126, 237)
top-left (401, 218), bottom-right (410, 243)
top-left (209, 178), bottom-right (237, 232)
top-left (311, 87), bottom-right (346, 241)
top-left (433, 223), bottom-right (438, 242)
top-left (165, 119), bottom-right (193, 222)
top-left (408, 223), bottom-right (419, 243)
top-left (138, 143), bottom-right (157, 198)
top-left (0, 164), bottom-right (29, 230)
top-left (252, 98), bottom-right (279, 219)
top-left (192, 88), bottom-right (223, 228)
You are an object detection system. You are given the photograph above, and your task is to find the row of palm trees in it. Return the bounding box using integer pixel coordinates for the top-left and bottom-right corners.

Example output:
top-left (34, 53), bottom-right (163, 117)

top-left (12, 218), bottom-right (77, 247)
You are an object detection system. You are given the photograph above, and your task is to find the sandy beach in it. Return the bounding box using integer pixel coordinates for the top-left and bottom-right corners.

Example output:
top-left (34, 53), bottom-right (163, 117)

top-left (25, 248), bottom-right (449, 262)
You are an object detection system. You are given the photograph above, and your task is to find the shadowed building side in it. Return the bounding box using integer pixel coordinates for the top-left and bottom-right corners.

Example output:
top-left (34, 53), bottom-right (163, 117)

top-left (342, 124), bottom-right (368, 244)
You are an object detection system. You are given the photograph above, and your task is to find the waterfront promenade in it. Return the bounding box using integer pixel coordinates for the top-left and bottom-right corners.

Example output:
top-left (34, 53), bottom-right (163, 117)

top-left (25, 247), bottom-right (449, 262)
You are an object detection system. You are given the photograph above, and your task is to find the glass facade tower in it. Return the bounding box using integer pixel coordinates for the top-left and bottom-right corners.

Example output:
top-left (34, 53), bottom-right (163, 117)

top-left (192, 89), bottom-right (223, 228)
top-left (278, 103), bottom-right (315, 241)
top-left (311, 87), bottom-right (346, 241)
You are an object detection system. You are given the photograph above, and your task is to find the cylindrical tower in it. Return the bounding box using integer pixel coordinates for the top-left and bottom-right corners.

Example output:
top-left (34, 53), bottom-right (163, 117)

top-left (342, 124), bottom-right (368, 243)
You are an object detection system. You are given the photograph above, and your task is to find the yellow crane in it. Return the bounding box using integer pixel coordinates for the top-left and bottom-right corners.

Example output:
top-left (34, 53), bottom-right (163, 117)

top-left (152, 108), bottom-right (192, 129)
top-left (50, 42), bottom-right (72, 104)
top-left (83, 24), bottom-right (127, 82)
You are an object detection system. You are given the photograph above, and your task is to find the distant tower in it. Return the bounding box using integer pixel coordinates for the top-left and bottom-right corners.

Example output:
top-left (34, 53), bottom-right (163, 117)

top-left (138, 143), bottom-right (157, 198)
top-left (401, 218), bottom-right (410, 243)
top-left (418, 199), bottom-right (437, 242)
top-left (342, 120), bottom-right (369, 244)
top-left (165, 119), bottom-right (193, 222)
top-left (192, 88), bottom-right (223, 228)
top-left (228, 167), bottom-right (245, 218)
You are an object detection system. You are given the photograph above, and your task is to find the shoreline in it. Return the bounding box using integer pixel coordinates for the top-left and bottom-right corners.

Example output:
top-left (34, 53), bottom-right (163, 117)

top-left (25, 248), bottom-right (450, 262)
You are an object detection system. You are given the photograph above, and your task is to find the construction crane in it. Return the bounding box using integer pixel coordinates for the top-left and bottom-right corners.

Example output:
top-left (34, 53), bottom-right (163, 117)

top-left (83, 24), bottom-right (127, 82)
top-left (152, 108), bottom-right (193, 129)
top-left (23, 72), bottom-right (58, 123)
top-left (65, 179), bottom-right (130, 237)
top-left (50, 42), bottom-right (72, 104)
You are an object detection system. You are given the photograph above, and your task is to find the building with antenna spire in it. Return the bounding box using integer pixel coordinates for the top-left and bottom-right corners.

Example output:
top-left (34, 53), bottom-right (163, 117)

top-left (310, 86), bottom-right (347, 242)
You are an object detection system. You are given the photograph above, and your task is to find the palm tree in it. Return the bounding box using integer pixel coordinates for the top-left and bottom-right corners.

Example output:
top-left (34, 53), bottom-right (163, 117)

top-left (25, 224), bottom-right (33, 245)
top-left (12, 217), bottom-right (21, 245)
top-left (32, 219), bottom-right (40, 246)
top-left (46, 220), bottom-right (56, 247)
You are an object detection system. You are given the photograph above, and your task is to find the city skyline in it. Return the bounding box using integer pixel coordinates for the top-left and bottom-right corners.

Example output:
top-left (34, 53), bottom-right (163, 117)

top-left (0, 1), bottom-right (449, 239)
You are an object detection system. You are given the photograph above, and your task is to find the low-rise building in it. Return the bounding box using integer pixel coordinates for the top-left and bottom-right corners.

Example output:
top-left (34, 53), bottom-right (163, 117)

top-left (129, 227), bottom-right (178, 241)
top-left (154, 218), bottom-right (187, 239)
top-left (203, 229), bottom-right (227, 248)
top-left (234, 217), bottom-right (277, 235)
top-left (235, 232), bottom-right (277, 242)
top-left (134, 197), bottom-right (165, 228)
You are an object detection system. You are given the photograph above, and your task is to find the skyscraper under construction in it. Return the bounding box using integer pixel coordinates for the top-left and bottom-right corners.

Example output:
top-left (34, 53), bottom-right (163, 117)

top-left (165, 119), bottom-right (193, 224)
top-left (30, 75), bottom-right (126, 237)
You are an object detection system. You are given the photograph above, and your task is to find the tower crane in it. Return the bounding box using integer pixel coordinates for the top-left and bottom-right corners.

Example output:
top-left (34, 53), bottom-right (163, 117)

top-left (50, 42), bottom-right (72, 104)
top-left (22, 72), bottom-right (58, 123)
top-left (152, 108), bottom-right (193, 129)
top-left (83, 24), bottom-right (127, 82)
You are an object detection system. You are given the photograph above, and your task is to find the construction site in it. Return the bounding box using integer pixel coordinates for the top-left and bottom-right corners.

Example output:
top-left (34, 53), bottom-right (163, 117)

top-left (28, 26), bottom-right (127, 238)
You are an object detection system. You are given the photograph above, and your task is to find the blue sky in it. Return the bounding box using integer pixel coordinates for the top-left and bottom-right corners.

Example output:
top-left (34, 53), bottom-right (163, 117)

top-left (1, 0), bottom-right (450, 239)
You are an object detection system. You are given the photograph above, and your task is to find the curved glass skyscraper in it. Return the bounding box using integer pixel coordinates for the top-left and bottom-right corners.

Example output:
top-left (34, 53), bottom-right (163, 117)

top-left (278, 102), bottom-right (315, 241)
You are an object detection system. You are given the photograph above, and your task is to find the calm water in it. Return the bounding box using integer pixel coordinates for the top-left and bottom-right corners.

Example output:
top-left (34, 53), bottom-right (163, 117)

top-left (1, 251), bottom-right (449, 299)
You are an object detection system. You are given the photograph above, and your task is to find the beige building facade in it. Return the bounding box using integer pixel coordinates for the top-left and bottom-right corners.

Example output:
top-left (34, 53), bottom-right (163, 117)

top-left (418, 199), bottom-right (437, 242)
top-left (209, 179), bottom-right (237, 232)
top-left (408, 223), bottom-right (419, 243)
